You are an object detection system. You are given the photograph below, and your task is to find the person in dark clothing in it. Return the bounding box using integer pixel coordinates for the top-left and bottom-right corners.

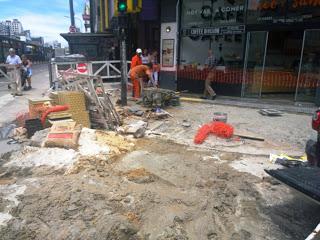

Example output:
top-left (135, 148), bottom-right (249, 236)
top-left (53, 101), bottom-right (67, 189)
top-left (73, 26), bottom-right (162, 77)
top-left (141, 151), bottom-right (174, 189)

top-left (21, 55), bottom-right (32, 90)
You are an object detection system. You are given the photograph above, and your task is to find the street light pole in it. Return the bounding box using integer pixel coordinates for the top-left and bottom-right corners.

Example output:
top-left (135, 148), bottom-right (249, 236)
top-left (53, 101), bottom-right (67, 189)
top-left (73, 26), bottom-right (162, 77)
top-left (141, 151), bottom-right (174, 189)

top-left (69, 0), bottom-right (75, 27)
top-left (64, 16), bottom-right (83, 32)
top-left (117, 1), bottom-right (128, 106)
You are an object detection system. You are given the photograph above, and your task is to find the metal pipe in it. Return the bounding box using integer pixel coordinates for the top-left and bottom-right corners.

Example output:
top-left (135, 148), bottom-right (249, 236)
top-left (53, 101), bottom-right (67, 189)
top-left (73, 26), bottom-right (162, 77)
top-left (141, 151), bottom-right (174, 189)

top-left (259, 31), bottom-right (269, 99)
top-left (241, 32), bottom-right (250, 98)
top-left (294, 30), bottom-right (306, 102)
top-left (120, 30), bottom-right (128, 106)
top-left (69, 0), bottom-right (76, 27)
top-left (175, 0), bottom-right (181, 90)
top-left (89, 0), bottom-right (95, 33)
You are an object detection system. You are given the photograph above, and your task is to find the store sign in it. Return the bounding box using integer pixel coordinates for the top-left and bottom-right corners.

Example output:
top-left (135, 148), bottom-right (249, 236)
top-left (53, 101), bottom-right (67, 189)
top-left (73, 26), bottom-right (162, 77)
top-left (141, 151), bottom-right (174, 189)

top-left (220, 25), bottom-right (245, 34)
top-left (292, 0), bottom-right (320, 8)
top-left (185, 27), bottom-right (220, 36)
top-left (186, 4), bottom-right (244, 23)
top-left (187, 5), bottom-right (244, 15)
top-left (184, 25), bottom-right (245, 36)
top-left (186, 6), bottom-right (212, 17)
top-left (218, 5), bottom-right (245, 13)
top-left (247, 0), bottom-right (320, 24)
top-left (250, 0), bottom-right (320, 10)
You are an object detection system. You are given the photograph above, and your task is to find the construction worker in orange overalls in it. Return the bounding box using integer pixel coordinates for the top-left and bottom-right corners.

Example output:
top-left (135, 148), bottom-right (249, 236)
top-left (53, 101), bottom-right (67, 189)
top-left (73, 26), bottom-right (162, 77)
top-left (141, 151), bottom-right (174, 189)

top-left (131, 48), bottom-right (142, 69)
top-left (130, 63), bottom-right (154, 99)
top-left (130, 48), bottom-right (142, 97)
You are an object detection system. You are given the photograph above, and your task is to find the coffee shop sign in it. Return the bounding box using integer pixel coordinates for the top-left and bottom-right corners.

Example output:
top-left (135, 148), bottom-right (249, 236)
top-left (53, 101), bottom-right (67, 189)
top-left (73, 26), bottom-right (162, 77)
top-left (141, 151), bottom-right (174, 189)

top-left (187, 5), bottom-right (244, 16)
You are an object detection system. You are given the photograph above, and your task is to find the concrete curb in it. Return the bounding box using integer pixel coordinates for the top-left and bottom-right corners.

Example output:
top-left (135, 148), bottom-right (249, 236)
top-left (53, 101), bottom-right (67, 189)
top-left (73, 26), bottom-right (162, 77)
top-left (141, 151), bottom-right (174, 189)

top-left (180, 97), bottom-right (316, 115)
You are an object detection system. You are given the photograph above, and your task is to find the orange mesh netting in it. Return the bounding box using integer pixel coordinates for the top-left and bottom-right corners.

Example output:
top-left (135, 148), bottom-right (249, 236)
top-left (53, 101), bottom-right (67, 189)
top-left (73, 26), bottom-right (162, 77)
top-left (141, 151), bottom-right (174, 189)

top-left (194, 121), bottom-right (234, 144)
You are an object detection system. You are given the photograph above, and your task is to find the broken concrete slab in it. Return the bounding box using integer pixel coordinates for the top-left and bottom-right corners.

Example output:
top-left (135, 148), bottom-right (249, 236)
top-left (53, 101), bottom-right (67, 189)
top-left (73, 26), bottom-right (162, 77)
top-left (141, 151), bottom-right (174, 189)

top-left (119, 120), bottom-right (147, 138)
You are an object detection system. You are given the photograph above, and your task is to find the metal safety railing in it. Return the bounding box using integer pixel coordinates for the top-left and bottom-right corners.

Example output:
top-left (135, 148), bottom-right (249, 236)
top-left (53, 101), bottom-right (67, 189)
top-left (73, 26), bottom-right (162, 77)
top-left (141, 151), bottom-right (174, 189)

top-left (49, 60), bottom-right (131, 87)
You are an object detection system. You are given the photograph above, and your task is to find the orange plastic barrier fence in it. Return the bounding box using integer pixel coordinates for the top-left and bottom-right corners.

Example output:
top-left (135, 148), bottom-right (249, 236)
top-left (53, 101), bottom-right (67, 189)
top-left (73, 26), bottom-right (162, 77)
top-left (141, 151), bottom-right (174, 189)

top-left (177, 68), bottom-right (319, 89)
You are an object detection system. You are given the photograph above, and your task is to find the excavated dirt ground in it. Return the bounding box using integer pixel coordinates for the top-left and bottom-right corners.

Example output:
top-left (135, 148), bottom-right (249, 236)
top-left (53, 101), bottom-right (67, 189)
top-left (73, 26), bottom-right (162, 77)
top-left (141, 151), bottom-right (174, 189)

top-left (0, 136), bottom-right (319, 240)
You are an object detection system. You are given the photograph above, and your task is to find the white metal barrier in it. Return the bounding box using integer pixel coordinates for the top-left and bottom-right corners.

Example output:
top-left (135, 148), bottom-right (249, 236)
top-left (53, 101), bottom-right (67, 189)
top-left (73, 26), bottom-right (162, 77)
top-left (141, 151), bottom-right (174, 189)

top-left (49, 60), bottom-right (131, 87)
top-left (90, 60), bottom-right (131, 80)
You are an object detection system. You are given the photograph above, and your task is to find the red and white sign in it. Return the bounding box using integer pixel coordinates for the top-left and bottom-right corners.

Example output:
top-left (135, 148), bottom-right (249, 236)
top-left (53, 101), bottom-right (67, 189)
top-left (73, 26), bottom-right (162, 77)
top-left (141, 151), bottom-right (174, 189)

top-left (69, 25), bottom-right (76, 33)
top-left (82, 14), bottom-right (90, 21)
top-left (77, 63), bottom-right (88, 74)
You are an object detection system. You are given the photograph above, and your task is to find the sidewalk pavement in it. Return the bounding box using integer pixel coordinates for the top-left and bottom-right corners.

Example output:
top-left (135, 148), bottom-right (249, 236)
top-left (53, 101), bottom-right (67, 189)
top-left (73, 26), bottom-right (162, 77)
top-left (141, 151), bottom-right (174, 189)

top-left (0, 64), bottom-right (316, 127)
top-left (0, 64), bottom-right (49, 126)
top-left (181, 94), bottom-right (317, 115)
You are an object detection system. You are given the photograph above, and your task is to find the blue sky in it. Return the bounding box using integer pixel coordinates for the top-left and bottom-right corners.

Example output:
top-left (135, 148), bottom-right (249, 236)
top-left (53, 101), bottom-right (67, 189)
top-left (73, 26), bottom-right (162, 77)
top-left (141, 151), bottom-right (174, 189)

top-left (0, 0), bottom-right (86, 46)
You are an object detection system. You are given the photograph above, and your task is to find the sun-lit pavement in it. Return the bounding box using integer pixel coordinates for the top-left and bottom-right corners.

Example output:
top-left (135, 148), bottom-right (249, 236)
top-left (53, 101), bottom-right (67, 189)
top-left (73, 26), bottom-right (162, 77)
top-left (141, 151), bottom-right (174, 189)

top-left (0, 64), bottom-right (50, 126)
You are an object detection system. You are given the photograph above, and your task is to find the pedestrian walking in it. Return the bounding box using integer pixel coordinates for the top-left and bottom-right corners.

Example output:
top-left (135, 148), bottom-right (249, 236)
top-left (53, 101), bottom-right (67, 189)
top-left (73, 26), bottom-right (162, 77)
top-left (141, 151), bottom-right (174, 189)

top-left (5, 48), bottom-right (22, 96)
top-left (21, 55), bottom-right (32, 90)
top-left (202, 49), bottom-right (217, 100)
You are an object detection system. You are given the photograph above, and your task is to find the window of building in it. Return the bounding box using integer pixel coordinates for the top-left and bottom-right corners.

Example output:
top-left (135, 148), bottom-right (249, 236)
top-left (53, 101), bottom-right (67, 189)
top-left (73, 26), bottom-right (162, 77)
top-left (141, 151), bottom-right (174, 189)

top-left (178, 0), bottom-right (245, 95)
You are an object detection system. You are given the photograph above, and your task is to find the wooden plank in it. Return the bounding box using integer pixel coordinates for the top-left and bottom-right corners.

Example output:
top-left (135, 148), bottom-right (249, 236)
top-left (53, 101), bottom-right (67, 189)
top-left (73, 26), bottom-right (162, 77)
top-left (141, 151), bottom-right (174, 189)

top-left (234, 129), bottom-right (264, 141)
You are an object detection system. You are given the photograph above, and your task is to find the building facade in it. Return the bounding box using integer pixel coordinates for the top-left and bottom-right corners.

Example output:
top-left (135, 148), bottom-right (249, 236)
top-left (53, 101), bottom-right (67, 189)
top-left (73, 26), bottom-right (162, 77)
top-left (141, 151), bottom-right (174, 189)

top-left (159, 0), bottom-right (320, 105)
top-left (63, 0), bottom-right (159, 61)
top-left (0, 21), bottom-right (12, 36)
top-left (0, 23), bottom-right (6, 36)
top-left (0, 19), bottom-right (24, 36)
top-left (52, 40), bottom-right (62, 49)
top-left (62, 0), bottom-right (320, 105)
top-left (11, 19), bottom-right (23, 35)
top-left (19, 30), bottom-right (32, 42)
top-left (31, 37), bottom-right (44, 46)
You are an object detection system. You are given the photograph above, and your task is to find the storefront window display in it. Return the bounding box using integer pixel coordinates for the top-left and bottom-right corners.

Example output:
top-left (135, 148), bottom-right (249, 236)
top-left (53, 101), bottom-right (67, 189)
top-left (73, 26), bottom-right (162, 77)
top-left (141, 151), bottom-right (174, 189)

top-left (177, 0), bottom-right (320, 104)
top-left (178, 0), bottom-right (245, 95)
top-left (244, 0), bottom-right (320, 103)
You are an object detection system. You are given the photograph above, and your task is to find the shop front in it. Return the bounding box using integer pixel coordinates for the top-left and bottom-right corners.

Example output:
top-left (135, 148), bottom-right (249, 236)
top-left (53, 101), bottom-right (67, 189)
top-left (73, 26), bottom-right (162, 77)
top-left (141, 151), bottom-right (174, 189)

top-left (177, 0), bottom-right (320, 105)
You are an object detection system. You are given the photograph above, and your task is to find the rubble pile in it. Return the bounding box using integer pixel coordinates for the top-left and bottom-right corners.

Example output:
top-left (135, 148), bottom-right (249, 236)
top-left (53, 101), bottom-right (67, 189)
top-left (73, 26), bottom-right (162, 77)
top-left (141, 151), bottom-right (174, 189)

top-left (57, 72), bottom-right (120, 129)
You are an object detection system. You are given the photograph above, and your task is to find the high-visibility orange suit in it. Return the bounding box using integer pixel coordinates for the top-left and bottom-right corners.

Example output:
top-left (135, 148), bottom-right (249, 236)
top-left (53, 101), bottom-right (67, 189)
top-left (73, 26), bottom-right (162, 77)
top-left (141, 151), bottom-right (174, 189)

top-left (130, 65), bottom-right (152, 98)
top-left (130, 53), bottom-right (142, 98)
top-left (130, 54), bottom-right (142, 69)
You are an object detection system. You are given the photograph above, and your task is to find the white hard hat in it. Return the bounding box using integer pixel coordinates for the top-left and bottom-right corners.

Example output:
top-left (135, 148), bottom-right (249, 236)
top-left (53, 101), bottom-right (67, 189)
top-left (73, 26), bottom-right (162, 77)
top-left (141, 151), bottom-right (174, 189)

top-left (136, 48), bottom-right (142, 54)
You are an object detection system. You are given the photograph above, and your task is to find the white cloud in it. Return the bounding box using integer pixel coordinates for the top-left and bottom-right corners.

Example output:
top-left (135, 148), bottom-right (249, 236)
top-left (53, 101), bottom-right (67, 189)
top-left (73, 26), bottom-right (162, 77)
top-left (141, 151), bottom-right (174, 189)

top-left (16, 13), bottom-right (71, 47)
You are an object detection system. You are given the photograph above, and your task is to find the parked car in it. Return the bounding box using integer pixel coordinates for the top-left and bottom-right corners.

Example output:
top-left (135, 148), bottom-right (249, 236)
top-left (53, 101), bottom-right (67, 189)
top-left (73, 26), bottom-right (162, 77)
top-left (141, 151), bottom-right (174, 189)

top-left (306, 109), bottom-right (320, 167)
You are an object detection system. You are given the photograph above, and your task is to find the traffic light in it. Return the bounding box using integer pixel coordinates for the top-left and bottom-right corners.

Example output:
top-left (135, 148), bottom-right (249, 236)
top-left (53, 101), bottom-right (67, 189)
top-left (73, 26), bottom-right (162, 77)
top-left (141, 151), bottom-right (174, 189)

top-left (118, 0), bottom-right (127, 15)
top-left (114, 0), bottom-right (142, 16)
